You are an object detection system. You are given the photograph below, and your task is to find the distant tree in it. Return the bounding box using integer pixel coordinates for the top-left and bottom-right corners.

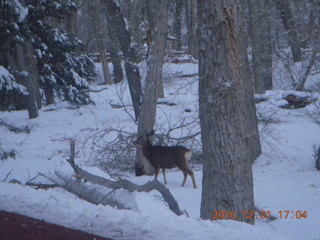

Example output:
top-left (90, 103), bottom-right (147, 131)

top-left (28, 0), bottom-right (96, 105)
top-left (173, 0), bottom-right (183, 51)
top-left (273, 0), bottom-right (302, 62)
top-left (0, 0), bottom-right (40, 118)
top-left (248, 0), bottom-right (273, 93)
top-left (0, 0), bottom-right (96, 112)
top-left (185, 0), bottom-right (199, 58)
top-left (101, 0), bottom-right (142, 120)
top-left (198, 0), bottom-right (260, 224)
top-left (88, 0), bottom-right (112, 85)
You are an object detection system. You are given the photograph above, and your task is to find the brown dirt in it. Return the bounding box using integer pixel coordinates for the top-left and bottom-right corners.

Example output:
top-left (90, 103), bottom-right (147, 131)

top-left (0, 210), bottom-right (113, 240)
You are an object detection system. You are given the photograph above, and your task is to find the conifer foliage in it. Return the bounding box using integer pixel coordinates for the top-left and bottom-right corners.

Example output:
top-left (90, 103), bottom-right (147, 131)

top-left (0, 0), bottom-right (96, 113)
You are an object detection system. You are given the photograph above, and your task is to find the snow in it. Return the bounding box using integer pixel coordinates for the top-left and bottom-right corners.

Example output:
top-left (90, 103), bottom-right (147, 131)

top-left (1, 61), bottom-right (320, 240)
top-left (13, 0), bottom-right (28, 22)
top-left (0, 65), bottom-right (27, 94)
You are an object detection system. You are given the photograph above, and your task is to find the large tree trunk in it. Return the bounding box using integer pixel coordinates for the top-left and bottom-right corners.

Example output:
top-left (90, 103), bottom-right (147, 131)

top-left (101, 0), bottom-right (142, 120)
top-left (273, 0), bottom-right (302, 62)
top-left (198, 0), bottom-right (259, 224)
top-left (135, 0), bottom-right (168, 176)
top-left (248, 0), bottom-right (273, 93)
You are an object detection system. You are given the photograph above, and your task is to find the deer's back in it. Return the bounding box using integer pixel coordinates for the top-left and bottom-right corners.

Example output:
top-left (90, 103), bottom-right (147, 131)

top-left (146, 145), bottom-right (190, 169)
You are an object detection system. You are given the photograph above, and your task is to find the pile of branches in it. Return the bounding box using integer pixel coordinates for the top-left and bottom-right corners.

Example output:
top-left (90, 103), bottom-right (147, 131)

top-left (85, 120), bottom-right (202, 174)
top-left (84, 128), bottom-right (137, 174)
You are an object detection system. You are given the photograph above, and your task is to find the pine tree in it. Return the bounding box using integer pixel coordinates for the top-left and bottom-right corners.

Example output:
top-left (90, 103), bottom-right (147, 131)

top-left (0, 0), bottom-right (97, 111)
top-left (0, 1), bottom-right (29, 110)
top-left (28, 0), bottom-right (96, 106)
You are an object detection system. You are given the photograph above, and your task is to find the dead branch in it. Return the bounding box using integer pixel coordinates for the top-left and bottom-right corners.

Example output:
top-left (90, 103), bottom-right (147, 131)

top-left (67, 140), bottom-right (184, 216)
top-left (2, 169), bottom-right (13, 182)
top-left (89, 87), bottom-right (109, 93)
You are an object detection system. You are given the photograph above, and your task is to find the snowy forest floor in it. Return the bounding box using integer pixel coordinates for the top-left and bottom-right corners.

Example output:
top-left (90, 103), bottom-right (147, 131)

top-left (1, 61), bottom-right (320, 240)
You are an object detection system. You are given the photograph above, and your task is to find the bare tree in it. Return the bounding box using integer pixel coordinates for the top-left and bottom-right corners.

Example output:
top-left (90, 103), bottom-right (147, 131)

top-left (173, 0), bottom-right (183, 51)
top-left (248, 0), bottom-right (273, 93)
top-left (273, 0), bottom-right (302, 62)
top-left (145, 0), bottom-right (165, 98)
top-left (135, 0), bottom-right (169, 176)
top-left (185, 0), bottom-right (199, 58)
top-left (101, 0), bottom-right (142, 120)
top-left (198, 0), bottom-right (260, 224)
top-left (90, 0), bottom-right (112, 84)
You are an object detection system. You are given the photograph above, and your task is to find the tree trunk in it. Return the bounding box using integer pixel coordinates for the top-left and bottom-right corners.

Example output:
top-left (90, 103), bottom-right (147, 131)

top-left (174, 0), bottom-right (183, 51)
top-left (66, 3), bottom-right (78, 38)
top-left (248, 0), bottom-right (273, 93)
top-left (91, 1), bottom-right (112, 85)
top-left (198, 0), bottom-right (258, 224)
top-left (14, 41), bottom-right (39, 119)
top-left (101, 0), bottom-right (142, 120)
top-left (135, 0), bottom-right (168, 176)
top-left (107, 28), bottom-right (123, 83)
top-left (146, 0), bottom-right (165, 98)
top-left (185, 0), bottom-right (199, 59)
top-left (273, 0), bottom-right (302, 62)
top-left (43, 86), bottom-right (54, 105)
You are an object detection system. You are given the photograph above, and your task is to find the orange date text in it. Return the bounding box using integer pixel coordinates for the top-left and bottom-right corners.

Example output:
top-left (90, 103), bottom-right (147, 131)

top-left (211, 210), bottom-right (307, 220)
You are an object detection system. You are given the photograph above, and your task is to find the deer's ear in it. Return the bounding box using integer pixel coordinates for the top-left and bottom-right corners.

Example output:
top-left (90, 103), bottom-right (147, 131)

top-left (148, 130), bottom-right (155, 136)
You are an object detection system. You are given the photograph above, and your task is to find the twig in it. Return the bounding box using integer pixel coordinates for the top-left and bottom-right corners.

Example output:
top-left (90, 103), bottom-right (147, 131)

top-left (2, 169), bottom-right (13, 182)
top-left (89, 87), bottom-right (108, 93)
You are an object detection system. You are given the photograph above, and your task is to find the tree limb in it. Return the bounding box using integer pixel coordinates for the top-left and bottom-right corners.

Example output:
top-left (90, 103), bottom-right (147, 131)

top-left (67, 140), bottom-right (184, 216)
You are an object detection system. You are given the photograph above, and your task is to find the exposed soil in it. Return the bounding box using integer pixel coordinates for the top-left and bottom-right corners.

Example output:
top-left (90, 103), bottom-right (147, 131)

top-left (0, 210), bottom-right (113, 240)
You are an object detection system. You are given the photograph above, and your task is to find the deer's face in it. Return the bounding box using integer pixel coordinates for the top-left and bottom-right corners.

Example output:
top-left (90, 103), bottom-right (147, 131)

top-left (133, 135), bottom-right (148, 147)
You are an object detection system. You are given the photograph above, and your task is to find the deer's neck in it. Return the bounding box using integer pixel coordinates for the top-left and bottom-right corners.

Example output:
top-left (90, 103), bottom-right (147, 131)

top-left (141, 140), bottom-right (153, 160)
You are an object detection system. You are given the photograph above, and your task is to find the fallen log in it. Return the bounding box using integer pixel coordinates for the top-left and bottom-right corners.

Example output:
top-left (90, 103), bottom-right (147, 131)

top-left (66, 140), bottom-right (184, 216)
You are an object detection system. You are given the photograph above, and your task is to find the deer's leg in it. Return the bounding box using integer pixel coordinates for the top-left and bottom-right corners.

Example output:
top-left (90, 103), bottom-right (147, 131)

top-left (162, 168), bottom-right (167, 184)
top-left (189, 171), bottom-right (197, 189)
top-left (154, 166), bottom-right (160, 181)
top-left (179, 165), bottom-right (197, 189)
top-left (181, 171), bottom-right (188, 187)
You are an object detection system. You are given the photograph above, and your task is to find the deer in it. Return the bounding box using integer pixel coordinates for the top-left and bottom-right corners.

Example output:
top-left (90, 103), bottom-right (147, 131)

top-left (133, 130), bottom-right (197, 189)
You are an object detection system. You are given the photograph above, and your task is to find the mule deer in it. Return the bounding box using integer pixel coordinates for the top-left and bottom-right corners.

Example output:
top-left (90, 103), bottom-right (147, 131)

top-left (133, 130), bottom-right (197, 189)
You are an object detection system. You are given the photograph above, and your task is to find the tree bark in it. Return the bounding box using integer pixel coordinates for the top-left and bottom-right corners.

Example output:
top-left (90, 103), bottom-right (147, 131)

top-left (174, 0), bottom-right (183, 51)
top-left (146, 0), bottom-right (165, 98)
top-left (135, 0), bottom-right (168, 176)
top-left (273, 0), bottom-right (302, 62)
top-left (91, 1), bottom-right (112, 85)
top-left (101, 0), bottom-right (142, 120)
top-left (248, 0), bottom-right (273, 93)
top-left (66, 3), bottom-right (78, 38)
top-left (107, 28), bottom-right (123, 83)
top-left (24, 40), bottom-right (40, 119)
top-left (198, 0), bottom-right (259, 224)
top-left (9, 39), bottom-right (40, 119)
top-left (185, 0), bottom-right (198, 58)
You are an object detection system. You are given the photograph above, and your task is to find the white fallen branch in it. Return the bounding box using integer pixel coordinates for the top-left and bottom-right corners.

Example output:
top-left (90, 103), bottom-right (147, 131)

top-left (67, 140), bottom-right (184, 216)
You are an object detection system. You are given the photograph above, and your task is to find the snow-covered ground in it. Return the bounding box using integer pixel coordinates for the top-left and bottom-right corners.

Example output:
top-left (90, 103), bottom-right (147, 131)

top-left (1, 61), bottom-right (320, 240)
